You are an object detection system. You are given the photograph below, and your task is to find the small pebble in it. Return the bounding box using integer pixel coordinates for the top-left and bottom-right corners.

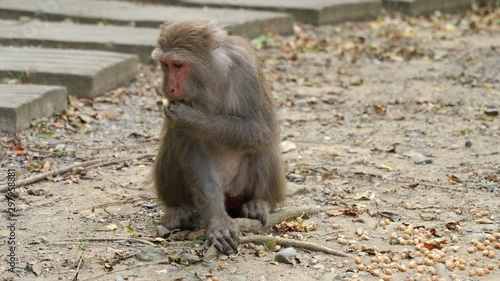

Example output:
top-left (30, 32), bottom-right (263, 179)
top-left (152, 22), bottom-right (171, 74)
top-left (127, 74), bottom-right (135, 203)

top-left (275, 247), bottom-right (297, 264)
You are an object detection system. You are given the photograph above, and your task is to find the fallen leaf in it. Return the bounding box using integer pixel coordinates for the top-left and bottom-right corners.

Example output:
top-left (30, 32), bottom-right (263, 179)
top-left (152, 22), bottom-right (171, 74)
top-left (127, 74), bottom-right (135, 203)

top-left (476, 218), bottom-right (494, 224)
top-left (380, 211), bottom-right (400, 222)
top-left (187, 229), bottom-right (206, 241)
top-left (447, 174), bottom-right (462, 185)
top-left (377, 164), bottom-right (394, 171)
top-left (13, 145), bottom-right (28, 155)
top-left (354, 191), bottom-right (376, 200)
top-left (79, 114), bottom-right (92, 123)
top-left (402, 178), bottom-right (419, 188)
top-left (124, 225), bottom-right (134, 232)
top-left (264, 240), bottom-right (277, 250)
top-left (31, 264), bottom-right (43, 276)
top-left (423, 239), bottom-right (448, 250)
top-left (36, 130), bottom-right (58, 138)
top-left (42, 161), bottom-right (52, 172)
top-left (105, 224), bottom-right (118, 231)
top-left (373, 104), bottom-right (387, 115)
top-left (482, 83), bottom-right (493, 89)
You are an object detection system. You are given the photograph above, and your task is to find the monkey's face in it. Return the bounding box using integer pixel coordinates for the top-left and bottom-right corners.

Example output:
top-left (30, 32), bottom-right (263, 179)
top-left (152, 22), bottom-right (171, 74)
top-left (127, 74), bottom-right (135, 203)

top-left (161, 60), bottom-right (190, 101)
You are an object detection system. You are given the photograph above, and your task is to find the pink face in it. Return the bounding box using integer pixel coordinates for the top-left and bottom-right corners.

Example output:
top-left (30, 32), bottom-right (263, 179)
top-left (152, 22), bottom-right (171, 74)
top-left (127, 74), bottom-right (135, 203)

top-left (163, 60), bottom-right (189, 100)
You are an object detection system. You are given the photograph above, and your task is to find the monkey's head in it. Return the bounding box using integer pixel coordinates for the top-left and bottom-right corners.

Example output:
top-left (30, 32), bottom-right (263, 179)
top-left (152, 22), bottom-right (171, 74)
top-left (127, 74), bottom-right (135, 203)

top-left (151, 20), bottom-right (228, 103)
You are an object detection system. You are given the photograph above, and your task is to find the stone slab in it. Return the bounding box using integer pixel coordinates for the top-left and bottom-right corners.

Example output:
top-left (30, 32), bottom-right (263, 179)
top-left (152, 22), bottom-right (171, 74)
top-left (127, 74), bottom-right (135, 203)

top-left (0, 46), bottom-right (138, 98)
top-left (0, 0), bottom-right (293, 38)
top-left (0, 85), bottom-right (67, 132)
top-left (382, 0), bottom-right (471, 15)
top-left (0, 20), bottom-right (157, 63)
top-left (160, 0), bottom-right (382, 25)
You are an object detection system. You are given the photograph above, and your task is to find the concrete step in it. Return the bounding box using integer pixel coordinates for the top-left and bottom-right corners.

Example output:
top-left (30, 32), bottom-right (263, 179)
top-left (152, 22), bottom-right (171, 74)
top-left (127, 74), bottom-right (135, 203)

top-left (0, 46), bottom-right (138, 98)
top-left (0, 0), bottom-right (293, 38)
top-left (382, 0), bottom-right (471, 15)
top-left (156, 0), bottom-right (382, 25)
top-left (0, 19), bottom-right (157, 63)
top-left (0, 84), bottom-right (67, 132)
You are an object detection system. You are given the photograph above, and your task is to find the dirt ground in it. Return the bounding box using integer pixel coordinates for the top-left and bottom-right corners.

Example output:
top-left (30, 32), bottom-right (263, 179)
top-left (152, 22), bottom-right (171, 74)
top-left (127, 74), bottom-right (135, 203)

top-left (1, 8), bottom-right (499, 281)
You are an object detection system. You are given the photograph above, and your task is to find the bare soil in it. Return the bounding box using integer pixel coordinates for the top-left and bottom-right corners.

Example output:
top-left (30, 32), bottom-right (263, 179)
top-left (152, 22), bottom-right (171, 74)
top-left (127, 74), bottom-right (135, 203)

top-left (1, 9), bottom-right (499, 281)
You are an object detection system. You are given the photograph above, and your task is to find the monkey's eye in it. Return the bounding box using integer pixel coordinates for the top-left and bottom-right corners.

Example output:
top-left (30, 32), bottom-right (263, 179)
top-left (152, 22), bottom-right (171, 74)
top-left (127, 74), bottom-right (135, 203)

top-left (173, 63), bottom-right (183, 69)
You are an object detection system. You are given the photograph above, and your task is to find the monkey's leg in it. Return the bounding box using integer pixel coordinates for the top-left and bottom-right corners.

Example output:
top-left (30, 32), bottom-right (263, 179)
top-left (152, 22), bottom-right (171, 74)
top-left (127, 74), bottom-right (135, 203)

top-left (179, 138), bottom-right (238, 252)
top-left (242, 149), bottom-right (286, 226)
top-left (154, 132), bottom-right (200, 230)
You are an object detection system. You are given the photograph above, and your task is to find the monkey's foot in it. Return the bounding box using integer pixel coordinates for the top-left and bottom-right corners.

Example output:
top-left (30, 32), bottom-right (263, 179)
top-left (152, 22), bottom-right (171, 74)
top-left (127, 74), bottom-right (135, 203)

top-left (162, 205), bottom-right (201, 230)
top-left (241, 199), bottom-right (270, 226)
top-left (206, 217), bottom-right (238, 252)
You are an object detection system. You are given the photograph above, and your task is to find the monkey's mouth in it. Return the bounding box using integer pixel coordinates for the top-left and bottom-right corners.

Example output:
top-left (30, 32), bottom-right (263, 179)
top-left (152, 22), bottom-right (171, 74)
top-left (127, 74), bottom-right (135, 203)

top-left (168, 98), bottom-right (192, 107)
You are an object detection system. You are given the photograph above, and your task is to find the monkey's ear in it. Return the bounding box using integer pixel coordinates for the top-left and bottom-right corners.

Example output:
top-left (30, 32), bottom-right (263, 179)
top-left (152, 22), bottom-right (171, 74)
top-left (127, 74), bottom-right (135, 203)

top-left (204, 21), bottom-right (228, 49)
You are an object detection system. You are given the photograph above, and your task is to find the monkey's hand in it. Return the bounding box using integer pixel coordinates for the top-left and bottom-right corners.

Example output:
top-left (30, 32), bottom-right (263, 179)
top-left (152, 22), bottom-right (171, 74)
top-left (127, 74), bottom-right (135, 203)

top-left (241, 199), bottom-right (270, 226)
top-left (163, 101), bottom-right (204, 126)
top-left (206, 216), bottom-right (238, 252)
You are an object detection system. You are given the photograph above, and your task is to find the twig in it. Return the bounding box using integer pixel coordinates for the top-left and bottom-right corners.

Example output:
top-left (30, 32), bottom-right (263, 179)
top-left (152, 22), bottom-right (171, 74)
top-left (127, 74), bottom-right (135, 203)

top-left (71, 254), bottom-right (84, 281)
top-left (0, 154), bottom-right (155, 193)
top-left (53, 237), bottom-right (157, 246)
top-left (29, 140), bottom-right (158, 156)
top-left (160, 236), bottom-right (349, 257)
top-left (239, 235), bottom-right (348, 257)
top-left (81, 197), bottom-right (156, 211)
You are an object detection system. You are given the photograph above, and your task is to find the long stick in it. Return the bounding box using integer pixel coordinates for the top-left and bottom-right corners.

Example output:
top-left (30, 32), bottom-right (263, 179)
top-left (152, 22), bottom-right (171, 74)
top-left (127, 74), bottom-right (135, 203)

top-left (0, 154), bottom-right (155, 192)
top-left (240, 235), bottom-right (348, 257)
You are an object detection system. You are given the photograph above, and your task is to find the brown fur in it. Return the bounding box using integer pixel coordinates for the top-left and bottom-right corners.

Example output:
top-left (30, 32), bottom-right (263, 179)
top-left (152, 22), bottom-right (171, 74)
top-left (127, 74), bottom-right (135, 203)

top-left (151, 20), bottom-right (285, 252)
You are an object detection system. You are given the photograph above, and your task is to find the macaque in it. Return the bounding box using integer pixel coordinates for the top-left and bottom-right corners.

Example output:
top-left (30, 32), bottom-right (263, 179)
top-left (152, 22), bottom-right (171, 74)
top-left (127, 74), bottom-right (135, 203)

top-left (151, 21), bottom-right (285, 252)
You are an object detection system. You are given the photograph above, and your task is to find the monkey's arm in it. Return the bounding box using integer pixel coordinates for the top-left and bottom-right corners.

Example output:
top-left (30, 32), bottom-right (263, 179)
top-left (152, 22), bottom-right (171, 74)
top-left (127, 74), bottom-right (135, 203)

top-left (165, 102), bottom-right (272, 149)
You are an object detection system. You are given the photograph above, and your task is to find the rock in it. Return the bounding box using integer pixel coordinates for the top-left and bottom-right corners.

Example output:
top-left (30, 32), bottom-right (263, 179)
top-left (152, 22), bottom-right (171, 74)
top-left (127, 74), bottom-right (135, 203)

top-left (115, 277), bottom-right (125, 281)
top-left (280, 140), bottom-right (297, 153)
top-left (231, 275), bottom-right (247, 281)
top-left (203, 244), bottom-right (219, 260)
top-left (156, 225), bottom-right (171, 238)
top-left (434, 262), bottom-right (451, 280)
top-left (219, 254), bottom-right (229, 261)
top-left (135, 247), bottom-right (167, 262)
top-left (465, 233), bottom-right (487, 243)
top-left (287, 173), bottom-right (303, 182)
top-left (484, 108), bottom-right (499, 117)
top-left (404, 127), bottom-right (422, 136)
top-left (286, 182), bottom-right (308, 197)
top-left (307, 97), bottom-right (319, 104)
top-left (179, 253), bottom-right (200, 264)
top-left (274, 247), bottom-right (297, 264)
top-left (295, 99), bottom-right (309, 107)
top-left (348, 76), bottom-right (363, 86)
top-left (403, 151), bottom-right (433, 165)
top-left (465, 140), bottom-right (472, 148)
top-left (321, 272), bottom-right (358, 280)
top-left (142, 202), bottom-right (158, 209)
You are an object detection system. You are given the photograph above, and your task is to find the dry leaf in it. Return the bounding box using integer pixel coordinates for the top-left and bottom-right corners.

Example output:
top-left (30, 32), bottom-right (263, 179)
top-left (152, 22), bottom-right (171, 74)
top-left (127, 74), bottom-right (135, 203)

top-left (373, 104), bottom-right (387, 115)
top-left (13, 145), bottom-right (28, 155)
top-left (378, 164), bottom-right (394, 171)
top-left (447, 174), bottom-right (462, 185)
